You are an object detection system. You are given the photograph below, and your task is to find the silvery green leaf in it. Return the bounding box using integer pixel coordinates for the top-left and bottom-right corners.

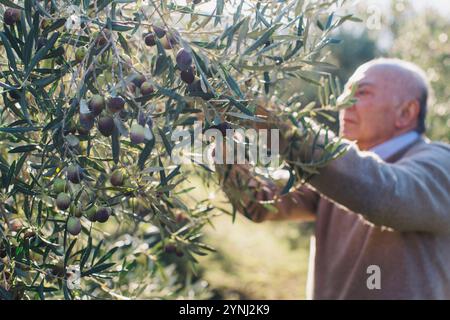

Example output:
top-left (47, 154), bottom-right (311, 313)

top-left (65, 134), bottom-right (80, 147)
top-left (144, 126), bottom-right (153, 140)
top-left (114, 117), bottom-right (129, 136)
top-left (79, 99), bottom-right (90, 114)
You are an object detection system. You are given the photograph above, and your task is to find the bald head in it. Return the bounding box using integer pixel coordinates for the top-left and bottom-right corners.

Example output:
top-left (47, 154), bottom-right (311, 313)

top-left (351, 58), bottom-right (429, 133)
top-left (339, 58), bottom-right (429, 150)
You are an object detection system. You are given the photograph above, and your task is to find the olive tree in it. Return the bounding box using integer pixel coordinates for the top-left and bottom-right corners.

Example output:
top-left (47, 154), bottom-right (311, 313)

top-left (0, 0), bottom-right (355, 299)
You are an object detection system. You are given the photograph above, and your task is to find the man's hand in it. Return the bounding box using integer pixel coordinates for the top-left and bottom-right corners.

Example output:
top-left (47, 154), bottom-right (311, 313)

top-left (217, 164), bottom-right (276, 222)
top-left (217, 163), bottom-right (317, 222)
top-left (214, 102), bottom-right (332, 222)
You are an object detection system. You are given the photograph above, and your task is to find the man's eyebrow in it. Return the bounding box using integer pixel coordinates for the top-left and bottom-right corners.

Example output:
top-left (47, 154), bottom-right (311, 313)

top-left (344, 82), bottom-right (375, 91)
top-left (355, 82), bottom-right (375, 89)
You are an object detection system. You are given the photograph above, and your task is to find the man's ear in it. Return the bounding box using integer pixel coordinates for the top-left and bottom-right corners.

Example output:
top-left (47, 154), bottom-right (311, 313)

top-left (395, 99), bottom-right (420, 130)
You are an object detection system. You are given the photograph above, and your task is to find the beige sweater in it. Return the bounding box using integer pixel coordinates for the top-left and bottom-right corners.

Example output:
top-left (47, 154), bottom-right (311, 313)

top-left (289, 136), bottom-right (450, 299)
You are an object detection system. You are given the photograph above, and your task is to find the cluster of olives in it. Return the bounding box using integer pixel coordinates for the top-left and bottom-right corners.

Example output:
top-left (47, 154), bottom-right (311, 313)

top-left (144, 25), bottom-right (177, 50)
top-left (176, 48), bottom-right (196, 85)
top-left (53, 175), bottom-right (82, 236)
top-left (53, 166), bottom-right (125, 236)
top-left (3, 8), bottom-right (198, 243)
top-left (78, 92), bottom-right (150, 144)
top-left (143, 26), bottom-right (197, 85)
top-left (129, 73), bottom-right (155, 96)
top-left (59, 34), bottom-right (162, 236)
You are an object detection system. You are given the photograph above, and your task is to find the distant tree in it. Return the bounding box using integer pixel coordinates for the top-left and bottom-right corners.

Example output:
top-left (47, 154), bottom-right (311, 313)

top-left (328, 30), bottom-right (379, 83)
top-left (389, 7), bottom-right (450, 142)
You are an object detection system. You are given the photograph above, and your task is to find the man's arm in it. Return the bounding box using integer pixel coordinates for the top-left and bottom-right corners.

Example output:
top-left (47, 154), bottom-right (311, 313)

top-left (282, 125), bottom-right (450, 233)
top-left (218, 165), bottom-right (318, 223)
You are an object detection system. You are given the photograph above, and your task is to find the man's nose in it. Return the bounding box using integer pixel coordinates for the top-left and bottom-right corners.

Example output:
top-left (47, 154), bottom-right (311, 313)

top-left (341, 102), bottom-right (357, 118)
top-left (346, 103), bottom-right (357, 112)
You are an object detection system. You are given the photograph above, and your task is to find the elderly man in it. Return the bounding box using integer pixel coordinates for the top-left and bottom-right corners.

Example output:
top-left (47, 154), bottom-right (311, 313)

top-left (219, 58), bottom-right (450, 299)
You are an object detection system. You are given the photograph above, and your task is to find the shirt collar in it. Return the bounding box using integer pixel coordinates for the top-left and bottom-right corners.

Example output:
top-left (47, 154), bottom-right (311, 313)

top-left (370, 131), bottom-right (420, 161)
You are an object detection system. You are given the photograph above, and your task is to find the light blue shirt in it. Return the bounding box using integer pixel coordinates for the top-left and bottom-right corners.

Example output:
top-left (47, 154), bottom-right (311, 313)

top-left (370, 131), bottom-right (420, 161)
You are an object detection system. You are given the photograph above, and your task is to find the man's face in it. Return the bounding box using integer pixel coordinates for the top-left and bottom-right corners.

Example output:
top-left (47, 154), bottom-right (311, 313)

top-left (339, 66), bottom-right (399, 150)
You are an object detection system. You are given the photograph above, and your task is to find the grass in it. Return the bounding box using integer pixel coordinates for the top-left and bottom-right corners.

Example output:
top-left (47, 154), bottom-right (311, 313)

top-left (182, 174), bottom-right (313, 300)
top-left (198, 215), bottom-right (313, 299)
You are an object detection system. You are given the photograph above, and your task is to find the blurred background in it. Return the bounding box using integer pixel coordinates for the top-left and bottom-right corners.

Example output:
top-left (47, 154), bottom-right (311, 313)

top-left (190, 0), bottom-right (449, 300)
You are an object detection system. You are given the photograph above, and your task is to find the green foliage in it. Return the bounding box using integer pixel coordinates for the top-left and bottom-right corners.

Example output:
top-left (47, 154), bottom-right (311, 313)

top-left (0, 0), bottom-right (353, 299)
top-left (327, 30), bottom-right (379, 84)
top-left (389, 6), bottom-right (450, 142)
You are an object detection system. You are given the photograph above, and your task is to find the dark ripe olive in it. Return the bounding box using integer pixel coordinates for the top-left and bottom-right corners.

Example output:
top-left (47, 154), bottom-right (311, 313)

top-left (67, 217), bottom-right (82, 236)
top-left (77, 125), bottom-right (90, 135)
top-left (130, 124), bottom-right (145, 144)
top-left (132, 74), bottom-right (146, 87)
top-left (176, 48), bottom-right (193, 71)
top-left (4, 8), bottom-right (21, 26)
top-left (85, 205), bottom-right (97, 222)
top-left (110, 169), bottom-right (124, 187)
top-left (95, 207), bottom-right (111, 223)
top-left (97, 115), bottom-right (115, 137)
top-left (164, 244), bottom-right (176, 254)
top-left (144, 33), bottom-right (156, 46)
top-left (180, 66), bottom-right (195, 84)
top-left (79, 112), bottom-right (95, 131)
top-left (89, 94), bottom-right (105, 116)
top-left (152, 26), bottom-right (166, 38)
top-left (67, 164), bottom-right (83, 183)
top-left (140, 81), bottom-right (154, 95)
top-left (56, 192), bottom-right (71, 210)
top-left (187, 79), bottom-right (214, 100)
top-left (176, 213), bottom-right (189, 224)
top-left (107, 96), bottom-right (125, 113)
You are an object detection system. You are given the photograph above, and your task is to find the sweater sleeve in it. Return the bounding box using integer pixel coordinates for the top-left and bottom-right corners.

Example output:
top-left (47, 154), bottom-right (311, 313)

top-left (305, 140), bottom-right (450, 234)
